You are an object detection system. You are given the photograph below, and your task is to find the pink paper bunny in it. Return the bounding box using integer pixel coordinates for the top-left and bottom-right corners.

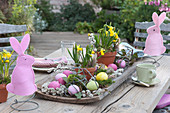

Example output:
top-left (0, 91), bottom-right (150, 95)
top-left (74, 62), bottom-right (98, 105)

top-left (144, 12), bottom-right (166, 56)
top-left (6, 34), bottom-right (37, 96)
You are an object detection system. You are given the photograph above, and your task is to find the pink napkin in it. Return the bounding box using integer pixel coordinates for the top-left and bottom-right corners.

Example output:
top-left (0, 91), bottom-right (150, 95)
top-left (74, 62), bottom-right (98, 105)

top-left (156, 94), bottom-right (170, 109)
top-left (33, 57), bottom-right (68, 68)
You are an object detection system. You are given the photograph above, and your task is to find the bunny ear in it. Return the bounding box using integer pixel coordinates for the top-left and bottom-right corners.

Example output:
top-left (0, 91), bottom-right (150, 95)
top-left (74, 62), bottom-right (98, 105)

top-left (152, 12), bottom-right (159, 26)
top-left (159, 12), bottom-right (166, 26)
top-left (10, 37), bottom-right (24, 55)
top-left (20, 34), bottom-right (30, 52)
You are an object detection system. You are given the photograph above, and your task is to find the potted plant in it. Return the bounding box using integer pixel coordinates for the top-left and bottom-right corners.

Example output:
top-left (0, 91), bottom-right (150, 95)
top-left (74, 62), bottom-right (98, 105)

top-left (0, 49), bottom-right (16, 103)
top-left (88, 23), bottom-right (120, 66)
top-left (67, 44), bottom-right (96, 80)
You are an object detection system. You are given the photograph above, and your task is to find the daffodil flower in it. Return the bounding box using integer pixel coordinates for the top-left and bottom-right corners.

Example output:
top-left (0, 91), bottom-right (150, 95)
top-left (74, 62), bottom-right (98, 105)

top-left (91, 51), bottom-right (95, 54)
top-left (88, 33), bottom-right (91, 36)
top-left (3, 49), bottom-right (8, 53)
top-left (115, 33), bottom-right (119, 39)
top-left (110, 30), bottom-right (115, 37)
top-left (113, 40), bottom-right (117, 43)
top-left (100, 48), bottom-right (105, 56)
top-left (106, 31), bottom-right (108, 36)
top-left (6, 53), bottom-right (12, 58)
top-left (2, 53), bottom-right (6, 58)
top-left (77, 45), bottom-right (82, 52)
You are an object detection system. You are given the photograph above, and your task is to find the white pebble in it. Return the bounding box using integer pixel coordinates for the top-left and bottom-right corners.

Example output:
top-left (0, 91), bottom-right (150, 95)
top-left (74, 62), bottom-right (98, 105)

top-left (82, 94), bottom-right (86, 97)
top-left (82, 90), bottom-right (86, 94)
top-left (89, 94), bottom-right (94, 98)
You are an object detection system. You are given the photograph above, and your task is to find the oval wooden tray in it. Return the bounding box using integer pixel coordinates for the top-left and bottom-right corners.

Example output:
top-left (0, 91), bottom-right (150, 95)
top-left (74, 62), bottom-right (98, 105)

top-left (36, 62), bottom-right (139, 104)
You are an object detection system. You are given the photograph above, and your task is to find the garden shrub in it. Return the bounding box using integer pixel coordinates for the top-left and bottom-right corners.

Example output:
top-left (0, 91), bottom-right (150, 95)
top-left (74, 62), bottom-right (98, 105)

top-left (91, 0), bottom-right (124, 10)
top-left (93, 10), bottom-right (121, 32)
top-left (34, 0), bottom-right (55, 31)
top-left (74, 22), bottom-right (94, 34)
top-left (49, 0), bottom-right (96, 31)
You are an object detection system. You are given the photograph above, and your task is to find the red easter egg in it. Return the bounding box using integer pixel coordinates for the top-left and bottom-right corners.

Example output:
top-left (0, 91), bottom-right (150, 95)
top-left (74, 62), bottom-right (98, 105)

top-left (58, 77), bottom-right (66, 85)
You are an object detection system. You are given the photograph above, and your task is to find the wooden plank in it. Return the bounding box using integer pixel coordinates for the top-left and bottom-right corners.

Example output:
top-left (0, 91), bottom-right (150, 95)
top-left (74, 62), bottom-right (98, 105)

top-left (133, 41), bottom-right (170, 50)
top-left (0, 24), bottom-right (27, 34)
top-left (135, 22), bottom-right (170, 31)
top-left (134, 32), bottom-right (170, 40)
top-left (0, 36), bottom-right (24, 43)
top-left (104, 56), bottom-right (170, 113)
top-left (0, 46), bottom-right (13, 52)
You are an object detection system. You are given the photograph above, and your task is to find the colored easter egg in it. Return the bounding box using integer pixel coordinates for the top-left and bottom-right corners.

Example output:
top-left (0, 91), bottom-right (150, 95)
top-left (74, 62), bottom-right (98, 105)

top-left (96, 72), bottom-right (108, 81)
top-left (87, 80), bottom-right (99, 90)
top-left (48, 81), bottom-right (60, 89)
top-left (68, 85), bottom-right (80, 95)
top-left (108, 64), bottom-right (117, 71)
top-left (117, 60), bottom-right (126, 68)
top-left (55, 73), bottom-right (67, 80)
top-left (63, 70), bottom-right (73, 77)
top-left (58, 77), bottom-right (66, 85)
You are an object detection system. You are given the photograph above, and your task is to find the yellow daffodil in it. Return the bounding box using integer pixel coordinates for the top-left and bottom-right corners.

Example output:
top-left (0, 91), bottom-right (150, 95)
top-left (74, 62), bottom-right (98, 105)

top-left (106, 31), bottom-right (108, 36)
top-left (5, 60), bottom-right (9, 63)
top-left (91, 51), bottom-right (95, 54)
top-left (100, 48), bottom-right (105, 56)
top-left (77, 45), bottom-right (82, 52)
top-left (115, 33), bottom-right (119, 39)
top-left (3, 53), bottom-right (6, 58)
top-left (6, 53), bottom-right (12, 58)
top-left (108, 26), bottom-right (113, 31)
top-left (3, 49), bottom-right (7, 53)
top-left (88, 33), bottom-right (91, 36)
top-left (113, 40), bottom-right (117, 43)
top-left (110, 30), bottom-right (115, 37)
top-left (89, 54), bottom-right (92, 57)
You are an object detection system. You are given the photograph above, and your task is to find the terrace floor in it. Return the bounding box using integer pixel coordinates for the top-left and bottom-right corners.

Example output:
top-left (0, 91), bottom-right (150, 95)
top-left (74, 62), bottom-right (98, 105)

top-left (30, 32), bottom-right (90, 57)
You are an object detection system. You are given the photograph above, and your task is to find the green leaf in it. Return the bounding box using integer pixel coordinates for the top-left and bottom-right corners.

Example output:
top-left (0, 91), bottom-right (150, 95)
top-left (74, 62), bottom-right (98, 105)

top-left (62, 77), bottom-right (68, 83)
top-left (75, 92), bottom-right (82, 99)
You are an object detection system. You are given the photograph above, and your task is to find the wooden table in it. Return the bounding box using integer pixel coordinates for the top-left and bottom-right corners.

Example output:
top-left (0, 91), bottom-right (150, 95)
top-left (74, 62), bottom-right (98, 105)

top-left (0, 49), bottom-right (170, 113)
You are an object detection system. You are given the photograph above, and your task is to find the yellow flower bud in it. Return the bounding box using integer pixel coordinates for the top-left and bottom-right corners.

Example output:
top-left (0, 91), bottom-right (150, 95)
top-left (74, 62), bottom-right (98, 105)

top-left (115, 33), bottom-right (118, 39)
top-left (88, 33), bottom-right (91, 36)
top-left (5, 60), bottom-right (9, 63)
top-left (77, 45), bottom-right (83, 52)
top-left (113, 40), bottom-right (117, 42)
top-left (91, 51), bottom-right (95, 54)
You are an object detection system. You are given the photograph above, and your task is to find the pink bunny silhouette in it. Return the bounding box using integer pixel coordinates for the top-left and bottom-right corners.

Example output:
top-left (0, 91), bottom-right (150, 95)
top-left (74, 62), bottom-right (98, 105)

top-left (6, 34), bottom-right (37, 96)
top-left (144, 12), bottom-right (166, 56)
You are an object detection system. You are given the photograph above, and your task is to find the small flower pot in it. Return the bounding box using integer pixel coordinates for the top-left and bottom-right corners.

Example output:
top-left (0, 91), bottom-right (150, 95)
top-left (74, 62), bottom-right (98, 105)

top-left (75, 67), bottom-right (96, 81)
top-left (0, 84), bottom-right (8, 103)
top-left (97, 51), bottom-right (117, 66)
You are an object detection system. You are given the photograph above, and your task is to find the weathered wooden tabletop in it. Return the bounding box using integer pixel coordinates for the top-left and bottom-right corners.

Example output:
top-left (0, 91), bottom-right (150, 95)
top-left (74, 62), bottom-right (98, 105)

top-left (0, 49), bottom-right (170, 113)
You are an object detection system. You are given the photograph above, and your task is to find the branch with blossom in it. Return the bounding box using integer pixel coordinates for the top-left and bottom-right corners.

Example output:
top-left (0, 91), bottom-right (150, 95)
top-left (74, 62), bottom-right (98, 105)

top-left (144, 0), bottom-right (170, 12)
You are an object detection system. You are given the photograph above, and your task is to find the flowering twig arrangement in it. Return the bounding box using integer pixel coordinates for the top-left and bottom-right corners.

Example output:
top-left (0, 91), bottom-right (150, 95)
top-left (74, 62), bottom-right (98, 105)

top-left (88, 23), bottom-right (120, 56)
top-left (0, 49), bottom-right (16, 84)
top-left (144, 0), bottom-right (170, 12)
top-left (67, 44), bottom-right (96, 68)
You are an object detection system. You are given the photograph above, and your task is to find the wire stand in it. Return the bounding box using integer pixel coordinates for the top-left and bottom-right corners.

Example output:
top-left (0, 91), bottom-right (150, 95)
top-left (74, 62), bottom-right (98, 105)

top-left (10, 93), bottom-right (39, 111)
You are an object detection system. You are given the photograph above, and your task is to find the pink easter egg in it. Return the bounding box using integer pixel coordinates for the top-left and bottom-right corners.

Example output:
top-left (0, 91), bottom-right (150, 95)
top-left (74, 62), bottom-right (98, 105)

top-left (48, 81), bottom-right (60, 89)
top-left (108, 64), bottom-right (117, 71)
top-left (55, 73), bottom-right (67, 80)
top-left (58, 77), bottom-right (66, 85)
top-left (68, 85), bottom-right (80, 95)
top-left (117, 60), bottom-right (126, 68)
top-left (63, 70), bottom-right (73, 77)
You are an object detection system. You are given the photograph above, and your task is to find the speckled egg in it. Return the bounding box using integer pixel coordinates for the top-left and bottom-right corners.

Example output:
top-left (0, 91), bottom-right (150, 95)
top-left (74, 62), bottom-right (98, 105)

top-left (55, 73), bottom-right (67, 80)
top-left (117, 60), bottom-right (126, 68)
top-left (63, 70), bottom-right (73, 77)
top-left (48, 81), bottom-right (60, 89)
top-left (68, 85), bottom-right (80, 95)
top-left (108, 64), bottom-right (117, 71)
